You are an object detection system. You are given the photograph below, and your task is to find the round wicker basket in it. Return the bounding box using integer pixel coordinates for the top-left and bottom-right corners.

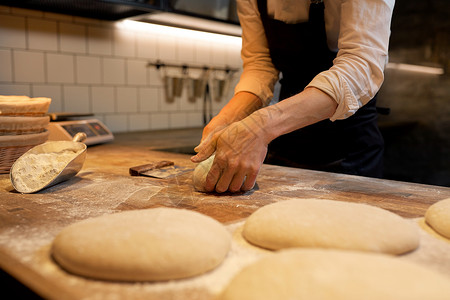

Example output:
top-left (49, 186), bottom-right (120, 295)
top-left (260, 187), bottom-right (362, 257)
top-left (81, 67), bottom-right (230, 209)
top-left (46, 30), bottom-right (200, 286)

top-left (0, 96), bottom-right (51, 116)
top-left (0, 95), bottom-right (52, 173)
top-left (0, 116), bottom-right (50, 135)
top-left (0, 129), bottom-right (50, 174)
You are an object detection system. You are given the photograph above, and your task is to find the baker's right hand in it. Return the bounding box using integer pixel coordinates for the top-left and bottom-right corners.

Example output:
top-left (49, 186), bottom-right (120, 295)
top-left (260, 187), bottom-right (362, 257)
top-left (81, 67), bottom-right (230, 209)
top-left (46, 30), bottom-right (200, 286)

top-left (194, 92), bottom-right (264, 162)
top-left (199, 113), bottom-right (230, 147)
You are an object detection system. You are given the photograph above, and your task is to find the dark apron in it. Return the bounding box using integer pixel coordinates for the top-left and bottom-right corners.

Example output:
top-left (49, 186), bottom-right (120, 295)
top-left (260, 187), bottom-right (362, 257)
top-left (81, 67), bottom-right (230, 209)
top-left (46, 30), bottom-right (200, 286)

top-left (258, 0), bottom-right (384, 178)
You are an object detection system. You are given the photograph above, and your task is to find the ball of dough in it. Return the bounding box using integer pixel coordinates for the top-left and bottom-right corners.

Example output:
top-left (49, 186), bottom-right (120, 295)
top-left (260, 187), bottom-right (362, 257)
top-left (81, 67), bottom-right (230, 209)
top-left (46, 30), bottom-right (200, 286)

top-left (425, 198), bottom-right (450, 239)
top-left (219, 249), bottom-right (450, 300)
top-left (52, 208), bottom-right (231, 281)
top-left (242, 198), bottom-right (419, 254)
top-left (193, 154), bottom-right (215, 192)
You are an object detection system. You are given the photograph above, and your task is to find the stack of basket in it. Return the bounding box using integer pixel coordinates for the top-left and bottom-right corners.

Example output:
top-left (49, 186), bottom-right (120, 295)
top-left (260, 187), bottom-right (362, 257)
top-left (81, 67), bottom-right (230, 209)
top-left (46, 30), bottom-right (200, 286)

top-left (0, 95), bottom-right (51, 174)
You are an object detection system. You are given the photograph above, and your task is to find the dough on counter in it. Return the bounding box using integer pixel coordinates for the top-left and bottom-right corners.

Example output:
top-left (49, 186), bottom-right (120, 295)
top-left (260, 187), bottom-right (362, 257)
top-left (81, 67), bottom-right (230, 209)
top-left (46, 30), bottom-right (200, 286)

top-left (219, 248), bottom-right (450, 300)
top-left (51, 207), bottom-right (231, 281)
top-left (192, 154), bottom-right (215, 192)
top-left (425, 198), bottom-right (450, 239)
top-left (242, 198), bottom-right (419, 254)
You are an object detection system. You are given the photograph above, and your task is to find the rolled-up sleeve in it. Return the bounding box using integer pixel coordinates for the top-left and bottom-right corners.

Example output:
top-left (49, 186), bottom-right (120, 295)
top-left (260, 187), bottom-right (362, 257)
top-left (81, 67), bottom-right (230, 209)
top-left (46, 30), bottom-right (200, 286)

top-left (234, 0), bottom-right (280, 105)
top-left (307, 0), bottom-right (395, 121)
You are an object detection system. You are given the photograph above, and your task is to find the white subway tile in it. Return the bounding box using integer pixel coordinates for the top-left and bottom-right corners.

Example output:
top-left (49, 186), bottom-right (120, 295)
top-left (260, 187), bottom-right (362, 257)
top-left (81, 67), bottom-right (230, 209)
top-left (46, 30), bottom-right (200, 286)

top-left (117, 87), bottom-right (138, 113)
top-left (33, 84), bottom-right (63, 112)
top-left (88, 26), bottom-right (112, 55)
top-left (150, 113), bottom-right (170, 130)
top-left (128, 113), bottom-right (150, 131)
top-left (13, 50), bottom-right (45, 83)
top-left (177, 38), bottom-right (195, 63)
top-left (126, 59), bottom-right (147, 85)
top-left (63, 85), bottom-right (90, 113)
top-left (92, 86), bottom-right (115, 113)
top-left (0, 83), bottom-right (31, 96)
top-left (210, 43), bottom-right (228, 66)
top-left (59, 22), bottom-right (87, 54)
top-left (169, 112), bottom-right (187, 129)
top-left (194, 40), bottom-right (212, 65)
top-left (186, 111), bottom-right (204, 128)
top-left (114, 29), bottom-right (135, 58)
top-left (0, 7), bottom-right (243, 133)
top-left (76, 56), bottom-right (101, 84)
top-left (160, 89), bottom-right (180, 112)
top-left (139, 87), bottom-right (160, 112)
top-left (27, 18), bottom-right (58, 51)
top-left (0, 15), bottom-right (26, 48)
top-left (157, 36), bottom-right (176, 61)
top-left (226, 44), bottom-right (242, 67)
top-left (0, 49), bottom-right (12, 82)
top-left (102, 57), bottom-right (125, 85)
top-left (136, 32), bottom-right (157, 59)
top-left (148, 66), bottom-right (163, 86)
top-left (179, 86), bottom-right (201, 111)
top-left (104, 114), bottom-right (128, 133)
top-left (46, 53), bottom-right (75, 83)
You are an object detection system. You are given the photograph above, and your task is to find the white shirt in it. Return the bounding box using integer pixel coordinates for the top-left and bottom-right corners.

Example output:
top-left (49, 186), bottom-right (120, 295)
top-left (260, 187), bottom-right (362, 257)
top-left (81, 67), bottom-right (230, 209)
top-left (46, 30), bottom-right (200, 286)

top-left (234, 0), bottom-right (395, 120)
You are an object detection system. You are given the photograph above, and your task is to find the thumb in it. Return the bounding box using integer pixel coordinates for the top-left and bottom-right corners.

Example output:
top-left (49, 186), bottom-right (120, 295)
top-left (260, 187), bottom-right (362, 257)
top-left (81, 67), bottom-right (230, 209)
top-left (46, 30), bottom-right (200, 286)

top-left (191, 134), bottom-right (217, 163)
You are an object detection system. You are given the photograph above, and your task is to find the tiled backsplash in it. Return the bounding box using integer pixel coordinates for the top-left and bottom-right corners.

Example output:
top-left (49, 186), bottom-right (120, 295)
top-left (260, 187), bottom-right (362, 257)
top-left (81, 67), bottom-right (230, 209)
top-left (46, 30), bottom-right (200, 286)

top-left (0, 5), bottom-right (242, 132)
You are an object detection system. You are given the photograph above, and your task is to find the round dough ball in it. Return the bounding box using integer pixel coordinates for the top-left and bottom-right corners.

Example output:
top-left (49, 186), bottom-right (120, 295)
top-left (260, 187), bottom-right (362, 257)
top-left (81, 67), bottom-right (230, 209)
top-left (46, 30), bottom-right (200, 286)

top-left (52, 208), bottom-right (231, 281)
top-left (193, 154), bottom-right (215, 192)
top-left (219, 249), bottom-right (450, 300)
top-left (425, 198), bottom-right (450, 239)
top-left (242, 198), bottom-right (419, 254)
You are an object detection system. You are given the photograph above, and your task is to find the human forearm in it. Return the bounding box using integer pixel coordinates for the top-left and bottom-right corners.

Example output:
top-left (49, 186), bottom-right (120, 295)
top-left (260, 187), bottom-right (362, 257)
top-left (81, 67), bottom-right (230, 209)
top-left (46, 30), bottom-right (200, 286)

top-left (219, 91), bottom-right (264, 123)
top-left (247, 87), bottom-right (338, 144)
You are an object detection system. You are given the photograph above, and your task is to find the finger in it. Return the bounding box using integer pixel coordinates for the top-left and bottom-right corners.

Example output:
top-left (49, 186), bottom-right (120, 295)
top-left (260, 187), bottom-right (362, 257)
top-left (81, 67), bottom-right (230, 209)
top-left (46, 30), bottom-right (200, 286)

top-left (194, 131), bottom-right (213, 153)
top-left (204, 161), bottom-right (222, 192)
top-left (191, 136), bottom-right (217, 163)
top-left (228, 170), bottom-right (247, 193)
top-left (215, 167), bottom-right (236, 193)
top-left (241, 169), bottom-right (258, 192)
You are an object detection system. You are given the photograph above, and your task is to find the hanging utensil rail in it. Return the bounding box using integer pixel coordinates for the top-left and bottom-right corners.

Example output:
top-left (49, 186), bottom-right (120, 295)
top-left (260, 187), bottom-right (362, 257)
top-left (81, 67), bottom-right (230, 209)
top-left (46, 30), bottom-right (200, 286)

top-left (147, 60), bottom-right (239, 74)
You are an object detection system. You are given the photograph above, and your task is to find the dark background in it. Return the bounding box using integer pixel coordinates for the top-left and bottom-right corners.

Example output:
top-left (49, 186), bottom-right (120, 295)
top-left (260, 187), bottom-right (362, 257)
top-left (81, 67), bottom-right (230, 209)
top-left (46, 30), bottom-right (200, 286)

top-left (377, 0), bottom-right (450, 187)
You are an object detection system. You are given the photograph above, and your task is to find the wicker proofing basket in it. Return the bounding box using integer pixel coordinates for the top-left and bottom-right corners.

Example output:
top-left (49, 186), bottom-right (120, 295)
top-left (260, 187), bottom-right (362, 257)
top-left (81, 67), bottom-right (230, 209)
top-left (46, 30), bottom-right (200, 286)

top-left (0, 130), bottom-right (49, 174)
top-left (0, 96), bottom-right (51, 116)
top-left (0, 116), bottom-right (50, 135)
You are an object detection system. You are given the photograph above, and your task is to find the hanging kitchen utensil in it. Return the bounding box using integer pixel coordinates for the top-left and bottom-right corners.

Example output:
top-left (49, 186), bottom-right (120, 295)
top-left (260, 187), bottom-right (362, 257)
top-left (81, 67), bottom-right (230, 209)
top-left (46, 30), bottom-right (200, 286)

top-left (209, 69), bottom-right (233, 102)
top-left (203, 82), bottom-right (213, 125)
top-left (10, 132), bottom-right (87, 194)
top-left (161, 66), bottom-right (185, 103)
top-left (187, 68), bottom-right (209, 103)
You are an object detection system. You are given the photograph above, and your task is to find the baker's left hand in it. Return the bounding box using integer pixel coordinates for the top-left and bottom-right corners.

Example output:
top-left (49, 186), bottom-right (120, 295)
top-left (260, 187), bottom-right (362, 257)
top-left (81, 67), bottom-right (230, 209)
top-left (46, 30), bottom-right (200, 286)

top-left (191, 113), bottom-right (270, 193)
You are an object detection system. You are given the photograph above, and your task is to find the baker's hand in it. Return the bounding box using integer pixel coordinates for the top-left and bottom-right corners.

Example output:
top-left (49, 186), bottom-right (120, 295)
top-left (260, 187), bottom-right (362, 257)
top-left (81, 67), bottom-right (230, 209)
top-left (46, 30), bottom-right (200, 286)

top-left (194, 113), bottom-right (231, 159)
top-left (191, 113), bottom-right (269, 193)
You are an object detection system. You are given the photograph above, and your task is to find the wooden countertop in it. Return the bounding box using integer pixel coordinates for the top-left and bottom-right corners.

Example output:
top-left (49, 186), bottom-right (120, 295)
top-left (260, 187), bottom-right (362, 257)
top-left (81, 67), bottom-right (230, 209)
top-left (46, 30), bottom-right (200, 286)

top-left (1, 128), bottom-right (450, 299)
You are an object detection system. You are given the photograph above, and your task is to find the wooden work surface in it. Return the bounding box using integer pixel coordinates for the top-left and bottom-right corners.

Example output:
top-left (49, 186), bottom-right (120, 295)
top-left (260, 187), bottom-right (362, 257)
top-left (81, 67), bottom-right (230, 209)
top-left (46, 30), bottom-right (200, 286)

top-left (1, 129), bottom-right (450, 299)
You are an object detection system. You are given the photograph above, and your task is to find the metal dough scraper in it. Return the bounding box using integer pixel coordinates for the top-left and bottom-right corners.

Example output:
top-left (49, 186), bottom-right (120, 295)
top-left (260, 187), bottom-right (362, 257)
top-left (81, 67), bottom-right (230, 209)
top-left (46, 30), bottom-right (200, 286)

top-left (129, 161), bottom-right (193, 179)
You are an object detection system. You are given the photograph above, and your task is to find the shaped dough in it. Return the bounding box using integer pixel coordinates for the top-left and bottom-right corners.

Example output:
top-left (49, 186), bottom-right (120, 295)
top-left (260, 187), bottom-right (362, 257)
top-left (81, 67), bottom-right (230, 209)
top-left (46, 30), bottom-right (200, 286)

top-left (425, 198), bottom-right (450, 239)
top-left (219, 249), bottom-right (450, 300)
top-left (193, 154), bottom-right (215, 192)
top-left (243, 198), bottom-right (419, 254)
top-left (52, 208), bottom-right (231, 281)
